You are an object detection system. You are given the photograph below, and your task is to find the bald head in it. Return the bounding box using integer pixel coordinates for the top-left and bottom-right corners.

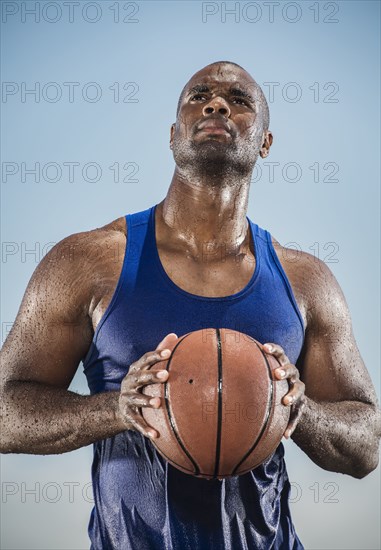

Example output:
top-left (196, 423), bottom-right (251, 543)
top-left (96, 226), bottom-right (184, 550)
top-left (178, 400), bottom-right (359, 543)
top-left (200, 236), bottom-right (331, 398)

top-left (176, 61), bottom-right (269, 132)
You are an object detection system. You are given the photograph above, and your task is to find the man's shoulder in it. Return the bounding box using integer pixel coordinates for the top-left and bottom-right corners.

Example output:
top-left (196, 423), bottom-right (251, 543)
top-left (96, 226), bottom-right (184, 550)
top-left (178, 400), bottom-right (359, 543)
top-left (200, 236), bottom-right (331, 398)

top-left (51, 216), bottom-right (126, 259)
top-left (271, 236), bottom-right (346, 328)
top-left (271, 236), bottom-right (331, 277)
top-left (68, 215), bottom-right (127, 243)
top-left (36, 216), bottom-right (127, 285)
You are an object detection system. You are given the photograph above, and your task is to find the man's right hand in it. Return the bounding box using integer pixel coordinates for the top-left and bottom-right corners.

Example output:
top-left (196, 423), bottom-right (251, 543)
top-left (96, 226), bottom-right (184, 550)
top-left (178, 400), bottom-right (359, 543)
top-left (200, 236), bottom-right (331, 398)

top-left (118, 333), bottom-right (178, 439)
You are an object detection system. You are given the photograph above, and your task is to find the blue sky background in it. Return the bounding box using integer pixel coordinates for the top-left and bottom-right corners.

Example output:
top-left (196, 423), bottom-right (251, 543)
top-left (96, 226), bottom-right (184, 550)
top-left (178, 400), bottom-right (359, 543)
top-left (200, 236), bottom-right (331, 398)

top-left (1, 1), bottom-right (380, 548)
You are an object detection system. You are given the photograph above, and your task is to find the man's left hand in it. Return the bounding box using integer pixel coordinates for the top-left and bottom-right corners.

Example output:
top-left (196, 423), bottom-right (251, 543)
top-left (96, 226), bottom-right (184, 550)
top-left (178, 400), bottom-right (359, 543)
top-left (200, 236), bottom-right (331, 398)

top-left (261, 343), bottom-right (306, 439)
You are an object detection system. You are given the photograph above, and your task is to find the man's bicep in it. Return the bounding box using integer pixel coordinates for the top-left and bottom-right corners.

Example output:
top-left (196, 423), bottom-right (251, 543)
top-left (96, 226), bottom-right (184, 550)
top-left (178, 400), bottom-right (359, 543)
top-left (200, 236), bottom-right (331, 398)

top-left (297, 261), bottom-right (377, 407)
top-left (1, 237), bottom-right (94, 389)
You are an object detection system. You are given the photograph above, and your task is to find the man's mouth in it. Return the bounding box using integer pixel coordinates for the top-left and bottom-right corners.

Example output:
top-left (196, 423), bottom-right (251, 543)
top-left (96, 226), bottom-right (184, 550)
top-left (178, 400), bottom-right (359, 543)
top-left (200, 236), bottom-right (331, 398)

top-left (197, 118), bottom-right (232, 135)
top-left (198, 127), bottom-right (230, 136)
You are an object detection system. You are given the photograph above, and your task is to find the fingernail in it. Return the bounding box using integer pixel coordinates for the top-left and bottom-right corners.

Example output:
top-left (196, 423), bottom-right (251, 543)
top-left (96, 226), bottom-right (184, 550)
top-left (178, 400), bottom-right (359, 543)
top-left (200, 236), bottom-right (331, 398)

top-left (157, 370), bottom-right (168, 379)
top-left (278, 369), bottom-right (286, 378)
top-left (160, 349), bottom-right (170, 357)
top-left (150, 398), bottom-right (158, 406)
top-left (265, 344), bottom-right (273, 352)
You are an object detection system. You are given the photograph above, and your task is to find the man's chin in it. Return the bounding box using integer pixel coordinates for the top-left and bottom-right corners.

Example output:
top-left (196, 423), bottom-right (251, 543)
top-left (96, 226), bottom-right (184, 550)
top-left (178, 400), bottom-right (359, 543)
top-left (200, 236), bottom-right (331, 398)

top-left (193, 139), bottom-right (233, 158)
top-left (192, 143), bottom-right (255, 178)
top-left (172, 139), bottom-right (248, 176)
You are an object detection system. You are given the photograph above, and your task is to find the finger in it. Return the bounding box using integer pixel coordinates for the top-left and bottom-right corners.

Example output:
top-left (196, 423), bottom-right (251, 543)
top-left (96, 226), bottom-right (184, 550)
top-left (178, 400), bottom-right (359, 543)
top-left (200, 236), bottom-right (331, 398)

top-left (156, 332), bottom-right (178, 352)
top-left (274, 363), bottom-right (299, 381)
top-left (125, 410), bottom-right (159, 439)
top-left (122, 371), bottom-right (169, 396)
top-left (132, 350), bottom-right (172, 372)
top-left (262, 343), bottom-right (290, 367)
top-left (284, 423), bottom-right (295, 439)
top-left (134, 369), bottom-right (169, 387)
top-left (282, 380), bottom-right (305, 406)
top-left (284, 400), bottom-right (306, 439)
top-left (127, 393), bottom-right (162, 409)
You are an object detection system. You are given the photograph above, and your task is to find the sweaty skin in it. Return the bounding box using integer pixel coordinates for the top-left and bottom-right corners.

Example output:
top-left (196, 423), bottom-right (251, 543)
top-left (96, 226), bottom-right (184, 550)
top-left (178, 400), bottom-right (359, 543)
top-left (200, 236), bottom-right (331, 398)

top-left (1, 62), bottom-right (380, 480)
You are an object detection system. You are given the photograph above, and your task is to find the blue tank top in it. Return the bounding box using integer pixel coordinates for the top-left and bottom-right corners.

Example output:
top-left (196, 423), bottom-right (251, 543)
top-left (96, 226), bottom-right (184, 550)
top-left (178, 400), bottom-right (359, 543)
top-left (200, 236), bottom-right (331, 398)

top-left (83, 204), bottom-right (305, 550)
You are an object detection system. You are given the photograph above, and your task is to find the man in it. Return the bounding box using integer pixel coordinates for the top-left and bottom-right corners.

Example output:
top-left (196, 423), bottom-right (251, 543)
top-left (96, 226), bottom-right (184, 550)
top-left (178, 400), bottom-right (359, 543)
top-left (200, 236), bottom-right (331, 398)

top-left (1, 61), bottom-right (380, 550)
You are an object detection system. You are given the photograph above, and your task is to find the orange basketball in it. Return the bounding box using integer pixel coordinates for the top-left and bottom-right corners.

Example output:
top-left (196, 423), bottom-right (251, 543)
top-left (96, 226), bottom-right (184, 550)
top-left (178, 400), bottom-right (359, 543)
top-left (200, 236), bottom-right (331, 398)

top-left (142, 328), bottom-right (290, 480)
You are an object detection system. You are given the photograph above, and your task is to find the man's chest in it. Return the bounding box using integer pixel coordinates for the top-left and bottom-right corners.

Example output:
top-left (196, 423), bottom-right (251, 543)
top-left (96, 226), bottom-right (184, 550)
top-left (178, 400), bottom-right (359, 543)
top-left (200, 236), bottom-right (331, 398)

top-left (90, 251), bottom-right (256, 331)
top-left (89, 236), bottom-right (307, 332)
top-left (157, 247), bottom-right (257, 298)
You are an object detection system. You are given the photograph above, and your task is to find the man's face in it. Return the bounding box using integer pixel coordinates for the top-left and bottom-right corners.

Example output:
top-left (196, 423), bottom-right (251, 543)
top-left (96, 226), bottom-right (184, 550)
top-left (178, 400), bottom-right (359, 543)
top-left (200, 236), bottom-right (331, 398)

top-left (170, 63), bottom-right (270, 178)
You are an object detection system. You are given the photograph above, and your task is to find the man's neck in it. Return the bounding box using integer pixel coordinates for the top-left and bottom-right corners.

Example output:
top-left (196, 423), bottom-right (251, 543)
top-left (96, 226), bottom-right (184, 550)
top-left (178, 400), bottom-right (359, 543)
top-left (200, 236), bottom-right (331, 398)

top-left (156, 169), bottom-right (252, 258)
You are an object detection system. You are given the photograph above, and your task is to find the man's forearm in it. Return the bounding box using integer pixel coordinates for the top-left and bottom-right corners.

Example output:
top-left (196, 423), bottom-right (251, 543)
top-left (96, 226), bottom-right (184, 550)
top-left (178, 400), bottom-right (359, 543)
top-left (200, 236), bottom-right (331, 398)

top-left (292, 396), bottom-right (381, 478)
top-left (0, 381), bottom-right (127, 454)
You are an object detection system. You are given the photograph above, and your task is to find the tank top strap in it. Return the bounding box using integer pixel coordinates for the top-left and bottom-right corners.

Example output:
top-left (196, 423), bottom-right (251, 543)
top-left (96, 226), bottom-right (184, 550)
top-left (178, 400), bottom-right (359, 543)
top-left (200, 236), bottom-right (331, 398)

top-left (125, 206), bottom-right (152, 260)
top-left (249, 219), bottom-right (305, 334)
top-left (123, 205), bottom-right (153, 281)
top-left (248, 219), bottom-right (271, 257)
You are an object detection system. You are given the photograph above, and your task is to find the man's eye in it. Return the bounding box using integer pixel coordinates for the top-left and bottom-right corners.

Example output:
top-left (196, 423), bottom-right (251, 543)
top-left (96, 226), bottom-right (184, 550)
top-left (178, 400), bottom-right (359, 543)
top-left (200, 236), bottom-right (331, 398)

top-left (190, 94), bottom-right (206, 101)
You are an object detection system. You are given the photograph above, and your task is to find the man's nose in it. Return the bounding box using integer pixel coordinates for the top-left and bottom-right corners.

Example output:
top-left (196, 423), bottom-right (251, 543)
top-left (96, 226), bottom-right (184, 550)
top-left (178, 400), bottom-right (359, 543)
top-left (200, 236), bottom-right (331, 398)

top-left (202, 97), bottom-right (231, 118)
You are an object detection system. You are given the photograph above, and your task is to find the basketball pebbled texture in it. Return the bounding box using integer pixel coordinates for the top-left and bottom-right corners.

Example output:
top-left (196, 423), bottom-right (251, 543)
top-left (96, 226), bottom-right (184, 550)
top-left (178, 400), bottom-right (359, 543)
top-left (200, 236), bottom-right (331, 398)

top-left (142, 328), bottom-right (290, 480)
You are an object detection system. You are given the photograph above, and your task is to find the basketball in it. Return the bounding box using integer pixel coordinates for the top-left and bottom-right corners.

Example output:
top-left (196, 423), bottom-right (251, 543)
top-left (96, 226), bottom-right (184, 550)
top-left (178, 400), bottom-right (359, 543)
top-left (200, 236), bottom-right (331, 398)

top-left (142, 328), bottom-right (290, 479)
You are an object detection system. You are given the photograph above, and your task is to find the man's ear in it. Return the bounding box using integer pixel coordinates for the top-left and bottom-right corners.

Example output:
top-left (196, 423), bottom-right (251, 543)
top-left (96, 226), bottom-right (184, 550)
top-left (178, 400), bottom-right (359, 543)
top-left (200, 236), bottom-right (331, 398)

top-left (259, 131), bottom-right (273, 159)
top-left (169, 123), bottom-right (175, 150)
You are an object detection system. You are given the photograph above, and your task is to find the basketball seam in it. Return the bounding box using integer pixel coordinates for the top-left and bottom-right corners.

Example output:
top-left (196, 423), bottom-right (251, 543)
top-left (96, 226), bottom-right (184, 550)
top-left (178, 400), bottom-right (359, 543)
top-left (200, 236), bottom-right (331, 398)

top-left (164, 333), bottom-right (201, 476)
top-left (231, 340), bottom-right (274, 475)
top-left (213, 328), bottom-right (223, 479)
